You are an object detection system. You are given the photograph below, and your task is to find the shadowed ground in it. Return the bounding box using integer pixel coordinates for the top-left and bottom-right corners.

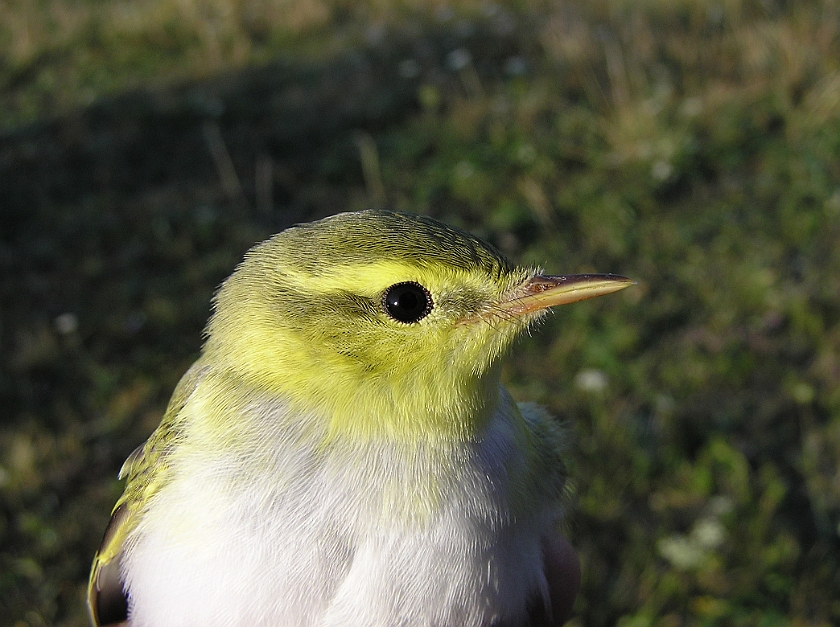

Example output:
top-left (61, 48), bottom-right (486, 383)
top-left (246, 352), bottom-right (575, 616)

top-left (2, 4), bottom-right (839, 626)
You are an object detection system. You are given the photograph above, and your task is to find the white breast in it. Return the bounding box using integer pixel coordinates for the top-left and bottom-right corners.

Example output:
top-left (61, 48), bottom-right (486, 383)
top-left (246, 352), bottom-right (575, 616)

top-left (121, 387), bottom-right (562, 627)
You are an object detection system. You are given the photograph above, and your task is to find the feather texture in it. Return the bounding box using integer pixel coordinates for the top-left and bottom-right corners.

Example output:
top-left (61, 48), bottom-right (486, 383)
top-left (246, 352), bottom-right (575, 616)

top-left (87, 210), bottom-right (628, 627)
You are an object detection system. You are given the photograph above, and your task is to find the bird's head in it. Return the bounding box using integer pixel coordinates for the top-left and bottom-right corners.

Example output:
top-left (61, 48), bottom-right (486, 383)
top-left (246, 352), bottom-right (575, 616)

top-left (204, 210), bottom-right (631, 442)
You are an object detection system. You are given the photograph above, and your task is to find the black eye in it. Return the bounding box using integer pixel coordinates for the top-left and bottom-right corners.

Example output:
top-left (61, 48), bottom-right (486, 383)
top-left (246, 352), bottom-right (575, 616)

top-left (383, 282), bottom-right (433, 323)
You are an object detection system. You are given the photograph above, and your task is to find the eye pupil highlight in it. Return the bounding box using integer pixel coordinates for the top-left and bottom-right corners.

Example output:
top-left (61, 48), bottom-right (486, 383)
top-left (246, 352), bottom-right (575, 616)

top-left (383, 282), bottom-right (432, 323)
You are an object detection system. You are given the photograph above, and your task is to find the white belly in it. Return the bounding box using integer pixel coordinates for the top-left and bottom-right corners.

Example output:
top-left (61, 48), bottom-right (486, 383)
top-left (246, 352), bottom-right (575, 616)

top-left (121, 392), bottom-right (561, 627)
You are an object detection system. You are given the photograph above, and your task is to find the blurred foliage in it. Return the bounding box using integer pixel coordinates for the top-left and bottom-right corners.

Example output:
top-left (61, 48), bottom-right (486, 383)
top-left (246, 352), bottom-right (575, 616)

top-left (2, 0), bottom-right (840, 626)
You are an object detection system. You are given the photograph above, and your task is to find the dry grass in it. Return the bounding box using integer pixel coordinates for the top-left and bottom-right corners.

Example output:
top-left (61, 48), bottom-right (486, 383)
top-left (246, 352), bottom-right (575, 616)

top-left (3, 1), bottom-right (840, 626)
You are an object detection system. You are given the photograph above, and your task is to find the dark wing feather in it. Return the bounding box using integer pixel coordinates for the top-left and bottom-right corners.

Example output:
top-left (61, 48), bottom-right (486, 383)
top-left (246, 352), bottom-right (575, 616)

top-left (87, 362), bottom-right (207, 626)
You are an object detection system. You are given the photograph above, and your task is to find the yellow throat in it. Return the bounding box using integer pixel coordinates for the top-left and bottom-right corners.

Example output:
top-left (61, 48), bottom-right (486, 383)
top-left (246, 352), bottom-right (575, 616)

top-left (202, 210), bottom-right (633, 442)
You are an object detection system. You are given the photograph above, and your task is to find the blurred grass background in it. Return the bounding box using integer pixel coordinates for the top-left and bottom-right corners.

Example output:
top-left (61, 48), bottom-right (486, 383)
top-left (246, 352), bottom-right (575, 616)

top-left (2, 0), bottom-right (840, 625)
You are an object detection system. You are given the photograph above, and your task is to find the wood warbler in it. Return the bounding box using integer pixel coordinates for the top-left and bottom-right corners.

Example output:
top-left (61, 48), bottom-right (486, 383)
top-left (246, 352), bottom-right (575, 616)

top-left (88, 210), bottom-right (632, 627)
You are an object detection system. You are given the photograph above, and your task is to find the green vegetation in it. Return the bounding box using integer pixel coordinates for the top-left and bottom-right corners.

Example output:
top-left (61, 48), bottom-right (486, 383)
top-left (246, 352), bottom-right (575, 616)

top-left (2, 1), bottom-right (839, 625)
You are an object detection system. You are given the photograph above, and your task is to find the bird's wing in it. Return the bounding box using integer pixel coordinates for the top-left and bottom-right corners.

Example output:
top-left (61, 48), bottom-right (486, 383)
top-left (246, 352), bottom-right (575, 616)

top-left (516, 402), bottom-right (570, 505)
top-left (87, 362), bottom-right (207, 626)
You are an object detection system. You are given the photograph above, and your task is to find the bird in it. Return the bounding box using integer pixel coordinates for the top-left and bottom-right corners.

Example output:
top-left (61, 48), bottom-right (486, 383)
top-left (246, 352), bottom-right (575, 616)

top-left (88, 209), bottom-right (632, 627)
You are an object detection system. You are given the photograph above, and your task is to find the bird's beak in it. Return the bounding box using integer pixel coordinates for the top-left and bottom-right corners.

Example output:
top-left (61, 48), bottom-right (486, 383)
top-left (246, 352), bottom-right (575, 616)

top-left (501, 273), bottom-right (635, 317)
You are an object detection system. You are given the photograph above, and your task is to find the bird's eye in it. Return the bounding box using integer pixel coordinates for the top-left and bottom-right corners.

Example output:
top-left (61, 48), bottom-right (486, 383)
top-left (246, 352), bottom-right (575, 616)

top-left (383, 282), bottom-right (433, 323)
